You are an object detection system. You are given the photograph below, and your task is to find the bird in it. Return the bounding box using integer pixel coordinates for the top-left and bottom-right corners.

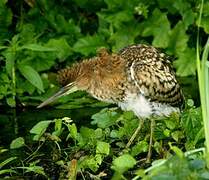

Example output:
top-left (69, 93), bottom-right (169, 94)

top-left (37, 44), bottom-right (184, 160)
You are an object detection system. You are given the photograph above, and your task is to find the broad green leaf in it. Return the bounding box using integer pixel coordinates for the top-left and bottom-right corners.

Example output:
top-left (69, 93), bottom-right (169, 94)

top-left (172, 0), bottom-right (195, 28)
top-left (73, 35), bottom-right (107, 56)
top-left (91, 108), bottom-right (120, 128)
top-left (30, 120), bottom-right (52, 138)
top-left (96, 141), bottom-right (110, 155)
top-left (10, 137), bottom-right (25, 149)
top-left (111, 154), bottom-right (136, 173)
top-left (100, 10), bottom-right (134, 29)
top-left (26, 52), bottom-right (57, 72)
top-left (110, 22), bottom-right (141, 51)
top-left (20, 44), bottom-right (56, 51)
top-left (167, 21), bottom-right (189, 55)
top-left (79, 127), bottom-right (96, 141)
top-left (199, 16), bottom-right (209, 34)
top-left (174, 48), bottom-right (196, 76)
top-left (141, 9), bottom-right (170, 48)
top-left (18, 64), bottom-right (44, 92)
top-left (46, 38), bottom-right (72, 60)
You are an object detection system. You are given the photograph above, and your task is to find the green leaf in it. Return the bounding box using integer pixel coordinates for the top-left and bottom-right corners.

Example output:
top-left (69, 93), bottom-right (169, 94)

top-left (96, 141), bottom-right (110, 155)
top-left (30, 120), bottom-right (52, 139)
top-left (111, 154), bottom-right (136, 173)
top-left (141, 9), bottom-right (170, 48)
top-left (172, 0), bottom-right (195, 28)
top-left (52, 119), bottom-right (63, 137)
top-left (0, 157), bottom-right (17, 168)
top-left (69, 123), bottom-right (77, 140)
top-left (169, 143), bottom-right (184, 158)
top-left (18, 64), bottom-right (44, 92)
top-left (6, 97), bottom-right (16, 107)
top-left (20, 166), bottom-right (47, 177)
top-left (164, 119), bottom-right (176, 130)
top-left (46, 38), bottom-right (72, 60)
top-left (200, 16), bottom-right (209, 34)
top-left (171, 131), bottom-right (184, 142)
top-left (174, 48), bottom-right (196, 76)
top-left (10, 137), bottom-right (25, 149)
top-left (0, 169), bottom-right (17, 175)
top-left (104, 0), bottom-right (137, 10)
top-left (131, 141), bottom-right (148, 156)
top-left (3, 49), bottom-right (15, 77)
top-left (100, 10), bottom-right (134, 29)
top-left (20, 44), bottom-right (56, 51)
top-left (91, 108), bottom-right (120, 128)
top-left (79, 155), bottom-right (100, 172)
top-left (54, 118), bottom-right (62, 131)
top-left (167, 21), bottom-right (189, 55)
top-left (73, 35), bottom-right (107, 56)
top-left (110, 22), bottom-right (141, 51)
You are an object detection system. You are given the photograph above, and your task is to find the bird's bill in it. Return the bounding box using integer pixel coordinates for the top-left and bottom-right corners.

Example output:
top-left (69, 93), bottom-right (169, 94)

top-left (37, 83), bottom-right (78, 108)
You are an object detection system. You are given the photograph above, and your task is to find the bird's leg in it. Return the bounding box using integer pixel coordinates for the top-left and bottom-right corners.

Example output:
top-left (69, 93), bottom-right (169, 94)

top-left (126, 118), bottom-right (144, 149)
top-left (146, 118), bottom-right (155, 163)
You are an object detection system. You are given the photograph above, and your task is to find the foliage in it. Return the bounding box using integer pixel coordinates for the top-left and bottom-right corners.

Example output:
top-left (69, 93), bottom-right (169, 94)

top-left (0, 100), bottom-right (208, 179)
top-left (0, 0), bottom-right (209, 179)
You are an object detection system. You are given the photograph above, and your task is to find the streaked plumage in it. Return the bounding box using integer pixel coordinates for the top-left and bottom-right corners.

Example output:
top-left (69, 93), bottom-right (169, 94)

top-left (38, 44), bottom-right (184, 118)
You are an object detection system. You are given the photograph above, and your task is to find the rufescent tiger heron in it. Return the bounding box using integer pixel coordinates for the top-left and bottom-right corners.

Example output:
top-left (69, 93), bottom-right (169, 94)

top-left (37, 44), bottom-right (184, 160)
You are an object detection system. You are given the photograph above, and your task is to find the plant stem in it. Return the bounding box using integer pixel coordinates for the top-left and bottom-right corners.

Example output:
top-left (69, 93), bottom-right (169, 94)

top-left (196, 0), bottom-right (209, 167)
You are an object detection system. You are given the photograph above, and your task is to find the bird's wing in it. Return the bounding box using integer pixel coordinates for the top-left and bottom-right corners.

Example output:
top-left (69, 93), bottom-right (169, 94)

top-left (119, 45), bottom-right (184, 108)
top-left (130, 60), bottom-right (184, 107)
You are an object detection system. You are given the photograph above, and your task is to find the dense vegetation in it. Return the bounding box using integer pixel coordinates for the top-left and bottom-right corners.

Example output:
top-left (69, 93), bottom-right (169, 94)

top-left (0, 0), bottom-right (209, 179)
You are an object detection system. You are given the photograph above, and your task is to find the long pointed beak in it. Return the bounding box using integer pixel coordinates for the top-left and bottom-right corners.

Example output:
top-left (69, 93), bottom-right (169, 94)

top-left (37, 83), bottom-right (78, 108)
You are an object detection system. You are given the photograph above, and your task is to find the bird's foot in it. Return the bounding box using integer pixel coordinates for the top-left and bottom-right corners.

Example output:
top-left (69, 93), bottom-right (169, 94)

top-left (146, 119), bottom-right (155, 163)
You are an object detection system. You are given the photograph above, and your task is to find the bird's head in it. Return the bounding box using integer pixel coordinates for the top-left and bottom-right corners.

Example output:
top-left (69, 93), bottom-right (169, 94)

top-left (37, 60), bottom-right (93, 108)
top-left (37, 48), bottom-right (124, 108)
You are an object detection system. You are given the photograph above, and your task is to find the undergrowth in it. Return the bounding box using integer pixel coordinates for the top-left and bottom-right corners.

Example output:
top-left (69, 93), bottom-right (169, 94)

top-left (1, 100), bottom-right (208, 179)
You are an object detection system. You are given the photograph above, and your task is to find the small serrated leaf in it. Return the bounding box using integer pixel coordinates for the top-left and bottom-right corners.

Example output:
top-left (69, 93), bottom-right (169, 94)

top-left (96, 141), bottom-right (110, 155)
